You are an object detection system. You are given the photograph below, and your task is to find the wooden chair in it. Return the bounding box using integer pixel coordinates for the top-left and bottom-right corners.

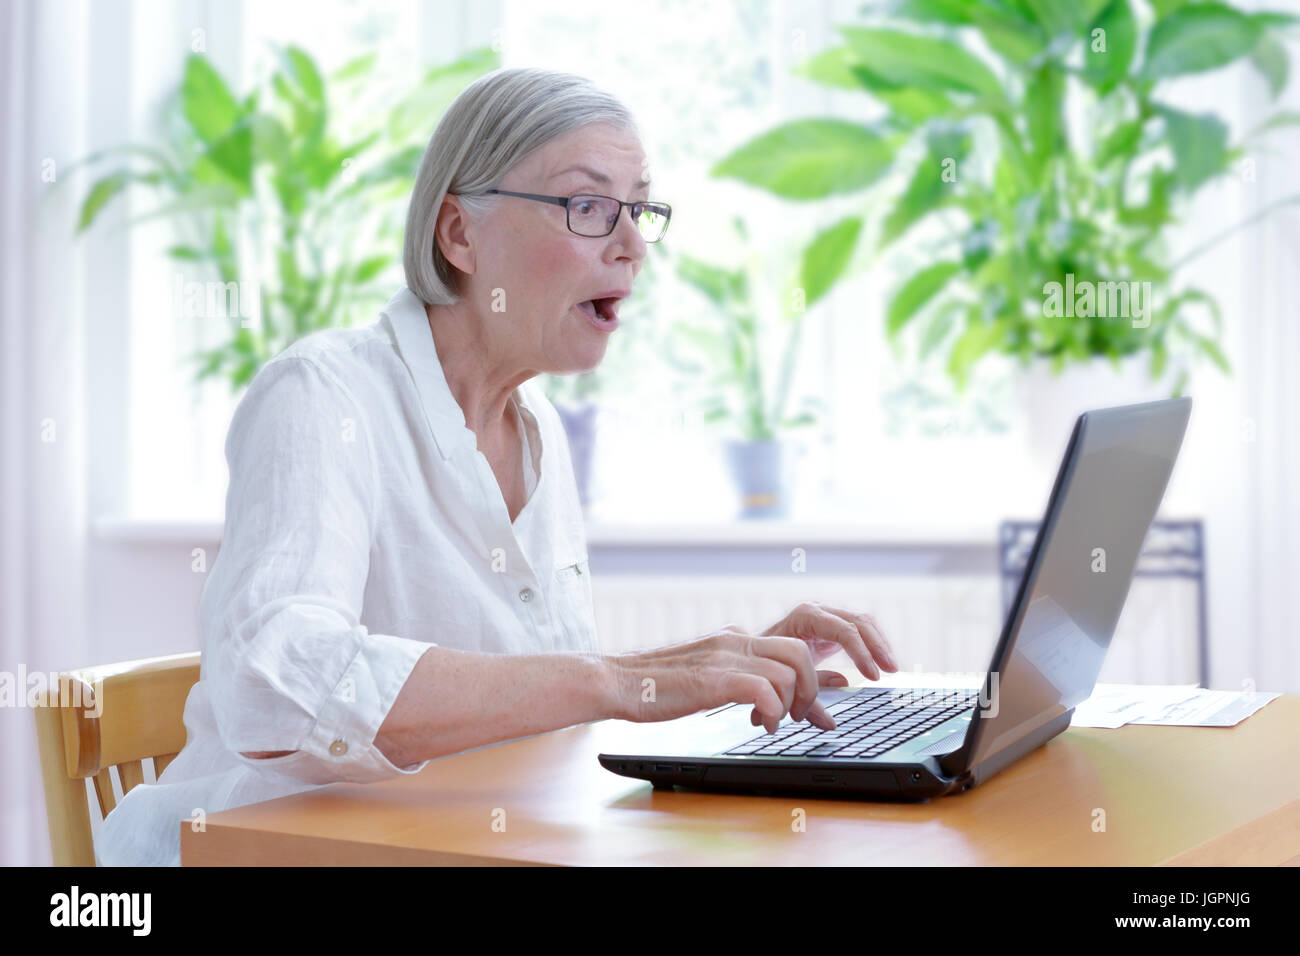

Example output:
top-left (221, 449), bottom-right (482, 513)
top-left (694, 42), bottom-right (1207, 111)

top-left (33, 652), bottom-right (200, 866)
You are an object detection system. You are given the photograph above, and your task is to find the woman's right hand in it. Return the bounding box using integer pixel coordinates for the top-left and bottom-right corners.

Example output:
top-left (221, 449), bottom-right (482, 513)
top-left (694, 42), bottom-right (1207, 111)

top-left (605, 625), bottom-right (850, 734)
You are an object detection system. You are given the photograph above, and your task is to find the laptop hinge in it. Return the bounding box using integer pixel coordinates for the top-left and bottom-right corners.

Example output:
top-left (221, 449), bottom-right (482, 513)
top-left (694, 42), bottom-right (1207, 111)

top-left (937, 747), bottom-right (970, 779)
top-left (963, 709), bottom-right (1075, 787)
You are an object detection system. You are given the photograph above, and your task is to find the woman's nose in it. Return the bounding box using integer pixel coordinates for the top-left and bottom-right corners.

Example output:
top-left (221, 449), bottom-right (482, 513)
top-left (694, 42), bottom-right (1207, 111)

top-left (614, 206), bottom-right (647, 257)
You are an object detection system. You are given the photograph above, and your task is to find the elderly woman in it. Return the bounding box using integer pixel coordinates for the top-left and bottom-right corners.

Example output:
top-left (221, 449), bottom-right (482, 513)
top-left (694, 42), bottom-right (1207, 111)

top-left (96, 67), bottom-right (896, 866)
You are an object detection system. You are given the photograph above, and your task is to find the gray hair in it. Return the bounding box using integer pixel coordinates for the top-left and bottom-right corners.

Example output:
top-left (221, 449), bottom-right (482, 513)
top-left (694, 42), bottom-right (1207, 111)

top-left (402, 67), bottom-right (640, 306)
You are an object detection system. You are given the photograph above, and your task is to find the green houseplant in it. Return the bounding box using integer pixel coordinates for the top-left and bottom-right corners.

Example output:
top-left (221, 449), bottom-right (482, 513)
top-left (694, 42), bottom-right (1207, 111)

top-left (711, 0), bottom-right (1300, 396)
top-left (74, 45), bottom-right (498, 391)
top-left (665, 216), bottom-right (826, 517)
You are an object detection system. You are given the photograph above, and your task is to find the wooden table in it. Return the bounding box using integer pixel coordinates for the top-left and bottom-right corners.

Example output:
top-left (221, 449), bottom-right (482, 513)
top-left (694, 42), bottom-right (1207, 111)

top-left (181, 694), bottom-right (1300, 866)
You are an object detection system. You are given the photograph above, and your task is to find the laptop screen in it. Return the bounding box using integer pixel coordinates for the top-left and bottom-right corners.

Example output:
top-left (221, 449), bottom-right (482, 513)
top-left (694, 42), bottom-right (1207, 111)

top-left (965, 399), bottom-right (1191, 768)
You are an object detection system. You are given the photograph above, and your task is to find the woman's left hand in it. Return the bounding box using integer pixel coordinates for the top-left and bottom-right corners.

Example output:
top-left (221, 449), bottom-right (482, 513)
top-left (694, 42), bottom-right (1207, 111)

top-left (760, 602), bottom-right (898, 682)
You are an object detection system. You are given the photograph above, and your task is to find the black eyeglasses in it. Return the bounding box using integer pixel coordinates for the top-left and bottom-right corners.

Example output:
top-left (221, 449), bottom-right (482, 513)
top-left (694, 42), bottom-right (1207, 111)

top-left (483, 189), bottom-right (672, 242)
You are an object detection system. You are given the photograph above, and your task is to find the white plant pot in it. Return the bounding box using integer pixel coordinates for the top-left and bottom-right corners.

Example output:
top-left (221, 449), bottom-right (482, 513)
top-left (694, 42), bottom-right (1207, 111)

top-left (1020, 355), bottom-right (1168, 474)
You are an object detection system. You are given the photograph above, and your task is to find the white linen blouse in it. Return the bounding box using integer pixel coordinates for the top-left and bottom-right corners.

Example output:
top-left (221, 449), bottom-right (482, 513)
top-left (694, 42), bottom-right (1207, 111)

top-left (95, 286), bottom-right (599, 866)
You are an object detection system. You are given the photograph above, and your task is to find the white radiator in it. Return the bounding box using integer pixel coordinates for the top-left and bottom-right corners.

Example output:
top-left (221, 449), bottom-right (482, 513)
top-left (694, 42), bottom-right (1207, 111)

top-left (590, 574), bottom-right (1201, 686)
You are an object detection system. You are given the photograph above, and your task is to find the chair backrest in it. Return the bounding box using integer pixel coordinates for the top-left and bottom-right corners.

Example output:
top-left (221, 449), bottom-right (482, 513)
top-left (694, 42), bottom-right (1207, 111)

top-left (33, 652), bottom-right (201, 866)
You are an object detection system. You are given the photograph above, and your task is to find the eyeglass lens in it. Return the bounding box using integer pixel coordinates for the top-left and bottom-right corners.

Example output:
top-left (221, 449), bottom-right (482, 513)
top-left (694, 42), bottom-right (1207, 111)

top-left (570, 195), bottom-right (668, 240)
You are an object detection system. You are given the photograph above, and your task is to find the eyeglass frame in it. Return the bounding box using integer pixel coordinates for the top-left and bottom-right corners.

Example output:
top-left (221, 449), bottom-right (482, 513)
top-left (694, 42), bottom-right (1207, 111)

top-left (481, 188), bottom-right (672, 241)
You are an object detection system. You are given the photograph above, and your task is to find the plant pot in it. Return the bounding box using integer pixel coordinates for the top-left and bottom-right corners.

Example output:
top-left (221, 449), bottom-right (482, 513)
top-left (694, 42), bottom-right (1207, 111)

top-left (554, 401), bottom-right (599, 509)
top-left (1020, 355), bottom-right (1167, 474)
top-left (723, 437), bottom-right (800, 519)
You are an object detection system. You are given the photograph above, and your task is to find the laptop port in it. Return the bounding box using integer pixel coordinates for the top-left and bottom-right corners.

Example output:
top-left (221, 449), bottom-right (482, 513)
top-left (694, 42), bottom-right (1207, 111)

top-left (655, 764), bottom-right (673, 772)
top-left (679, 765), bottom-right (698, 773)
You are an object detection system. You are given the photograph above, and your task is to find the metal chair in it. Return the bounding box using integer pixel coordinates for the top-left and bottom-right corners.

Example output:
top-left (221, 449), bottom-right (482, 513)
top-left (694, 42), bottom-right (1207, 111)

top-left (997, 520), bottom-right (1208, 687)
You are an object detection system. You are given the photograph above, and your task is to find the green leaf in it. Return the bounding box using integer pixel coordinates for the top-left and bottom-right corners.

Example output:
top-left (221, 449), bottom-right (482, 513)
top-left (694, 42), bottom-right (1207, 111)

top-left (250, 114), bottom-right (292, 168)
top-left (335, 144), bottom-right (424, 198)
top-left (961, 223), bottom-right (997, 272)
top-left (843, 64), bottom-right (954, 124)
top-left (887, 262), bottom-right (962, 335)
top-left (967, 6), bottom-right (1048, 65)
top-left (1246, 109), bottom-right (1300, 139)
top-left (1082, 0), bottom-right (1137, 93)
top-left (231, 357), bottom-right (259, 388)
top-left (282, 46), bottom-right (325, 107)
top-left (332, 52), bottom-right (377, 82)
top-left (873, 86), bottom-right (955, 126)
top-left (800, 217), bottom-right (862, 308)
top-left (1248, 34), bottom-right (1289, 100)
top-left (194, 348), bottom-right (227, 381)
top-left (677, 254), bottom-right (742, 307)
top-left (1095, 117), bottom-right (1144, 166)
top-left (781, 413), bottom-right (818, 428)
top-left (165, 245), bottom-right (205, 261)
top-left (1156, 106), bottom-right (1229, 190)
top-left (1194, 333), bottom-right (1230, 373)
top-left (1024, 0), bottom-right (1108, 37)
top-left (1119, 168), bottom-right (1172, 227)
top-left (1168, 288), bottom-right (1224, 335)
top-left (1140, 4), bottom-right (1263, 81)
top-left (1025, 64), bottom-right (1065, 175)
top-left (947, 315), bottom-right (1008, 390)
top-left (194, 121), bottom-right (253, 194)
top-left (180, 54), bottom-right (241, 144)
top-left (76, 171), bottom-right (130, 233)
top-left (795, 46), bottom-right (866, 91)
top-left (919, 301), bottom-right (961, 359)
top-left (351, 255), bottom-right (390, 283)
top-left (710, 119), bottom-right (895, 199)
top-left (1150, 338), bottom-right (1168, 379)
top-left (388, 48), bottom-right (500, 141)
top-left (270, 46), bottom-right (328, 146)
top-left (1252, 11), bottom-right (1300, 29)
top-left (887, 0), bottom-right (976, 24)
top-left (838, 27), bottom-right (1004, 100)
top-left (230, 326), bottom-right (258, 357)
top-left (881, 146), bottom-right (957, 248)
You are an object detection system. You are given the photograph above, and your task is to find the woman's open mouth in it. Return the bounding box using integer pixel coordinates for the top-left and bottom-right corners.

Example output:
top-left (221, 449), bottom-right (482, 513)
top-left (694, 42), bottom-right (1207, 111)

top-left (575, 298), bottom-right (619, 332)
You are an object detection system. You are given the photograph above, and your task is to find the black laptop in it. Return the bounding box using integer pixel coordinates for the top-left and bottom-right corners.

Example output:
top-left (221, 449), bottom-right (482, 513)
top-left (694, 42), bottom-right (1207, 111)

top-left (597, 397), bottom-right (1192, 800)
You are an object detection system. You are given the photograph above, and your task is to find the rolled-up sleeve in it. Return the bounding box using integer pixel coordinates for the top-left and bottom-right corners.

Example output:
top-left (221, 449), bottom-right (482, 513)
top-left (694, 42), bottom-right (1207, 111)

top-left (200, 355), bottom-right (435, 786)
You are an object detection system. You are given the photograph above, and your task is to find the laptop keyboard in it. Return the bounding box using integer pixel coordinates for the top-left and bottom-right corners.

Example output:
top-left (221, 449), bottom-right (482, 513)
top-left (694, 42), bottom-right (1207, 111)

top-left (720, 687), bottom-right (978, 759)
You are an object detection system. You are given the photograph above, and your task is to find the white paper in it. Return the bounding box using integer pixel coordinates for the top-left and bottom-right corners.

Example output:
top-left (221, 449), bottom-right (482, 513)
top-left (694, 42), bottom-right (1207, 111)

top-left (1128, 688), bottom-right (1281, 726)
top-left (1070, 683), bottom-right (1279, 728)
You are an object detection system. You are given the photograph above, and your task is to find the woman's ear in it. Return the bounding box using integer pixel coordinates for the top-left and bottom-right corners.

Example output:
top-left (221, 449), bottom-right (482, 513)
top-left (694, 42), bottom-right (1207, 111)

top-left (434, 194), bottom-right (476, 279)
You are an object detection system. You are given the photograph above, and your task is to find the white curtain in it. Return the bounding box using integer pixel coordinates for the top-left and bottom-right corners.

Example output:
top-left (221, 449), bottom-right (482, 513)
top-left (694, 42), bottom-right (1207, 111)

top-left (1239, 113), bottom-right (1300, 692)
top-left (0, 0), bottom-right (93, 867)
top-left (1194, 0), bottom-right (1300, 695)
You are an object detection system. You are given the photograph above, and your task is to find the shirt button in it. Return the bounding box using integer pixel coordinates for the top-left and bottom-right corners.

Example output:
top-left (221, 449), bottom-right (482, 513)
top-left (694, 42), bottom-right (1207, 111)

top-left (519, 587), bottom-right (533, 602)
top-left (329, 739), bottom-right (348, 756)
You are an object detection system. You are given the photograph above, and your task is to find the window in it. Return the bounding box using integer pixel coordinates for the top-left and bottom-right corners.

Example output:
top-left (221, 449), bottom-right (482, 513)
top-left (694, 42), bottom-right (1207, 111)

top-left (124, 0), bottom-right (426, 519)
top-left (116, 0), bottom-right (1256, 533)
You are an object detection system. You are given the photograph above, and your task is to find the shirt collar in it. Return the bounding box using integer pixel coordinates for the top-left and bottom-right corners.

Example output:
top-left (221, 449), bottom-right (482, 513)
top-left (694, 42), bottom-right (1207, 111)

top-left (383, 286), bottom-right (538, 462)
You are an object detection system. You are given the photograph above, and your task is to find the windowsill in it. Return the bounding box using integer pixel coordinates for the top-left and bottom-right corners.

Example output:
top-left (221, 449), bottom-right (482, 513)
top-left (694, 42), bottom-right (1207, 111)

top-left (92, 516), bottom-right (226, 543)
top-left (91, 514), bottom-right (1002, 547)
